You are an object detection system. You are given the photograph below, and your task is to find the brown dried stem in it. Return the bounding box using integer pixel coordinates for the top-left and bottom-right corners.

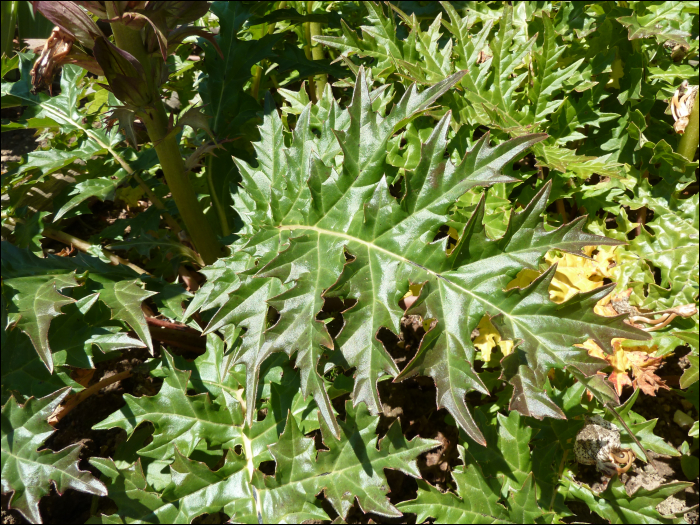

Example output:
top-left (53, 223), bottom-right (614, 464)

top-left (48, 370), bottom-right (132, 425)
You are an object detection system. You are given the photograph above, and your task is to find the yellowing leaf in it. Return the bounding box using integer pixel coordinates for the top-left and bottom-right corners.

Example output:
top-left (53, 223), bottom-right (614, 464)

top-left (401, 283), bottom-right (425, 310)
top-left (506, 268), bottom-right (542, 291)
top-left (473, 315), bottom-right (515, 362)
top-left (506, 246), bottom-right (617, 303)
top-left (115, 185), bottom-right (145, 207)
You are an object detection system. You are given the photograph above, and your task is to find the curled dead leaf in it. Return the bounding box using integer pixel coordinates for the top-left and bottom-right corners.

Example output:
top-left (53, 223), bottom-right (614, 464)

top-left (627, 351), bottom-right (670, 396)
top-left (577, 338), bottom-right (668, 396)
top-left (31, 26), bottom-right (74, 95)
top-left (670, 80), bottom-right (699, 134)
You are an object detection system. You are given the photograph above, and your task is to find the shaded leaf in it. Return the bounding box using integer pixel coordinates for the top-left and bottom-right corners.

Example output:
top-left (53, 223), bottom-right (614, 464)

top-left (1, 389), bottom-right (107, 524)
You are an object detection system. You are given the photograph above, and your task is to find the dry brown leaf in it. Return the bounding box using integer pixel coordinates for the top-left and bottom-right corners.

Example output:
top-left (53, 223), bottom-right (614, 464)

top-left (577, 338), bottom-right (664, 396)
top-left (70, 368), bottom-right (95, 388)
top-left (627, 351), bottom-right (670, 396)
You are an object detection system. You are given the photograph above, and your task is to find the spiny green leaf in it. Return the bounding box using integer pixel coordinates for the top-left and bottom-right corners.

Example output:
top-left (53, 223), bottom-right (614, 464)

top-left (13, 210), bottom-right (48, 255)
top-left (398, 446), bottom-right (509, 523)
top-left (1, 59), bottom-right (120, 159)
top-left (315, 2), bottom-right (403, 79)
top-left (1, 389), bottom-right (107, 524)
top-left (1, 298), bottom-right (81, 405)
top-left (191, 68), bottom-right (647, 446)
top-left (625, 190), bottom-right (699, 312)
top-left (2, 261), bottom-right (78, 373)
top-left (9, 138), bottom-right (106, 181)
top-left (91, 398), bottom-right (436, 523)
top-left (54, 168), bottom-right (130, 221)
top-left (1, 242), bottom-right (176, 369)
top-left (93, 350), bottom-right (244, 460)
top-left (534, 145), bottom-right (625, 180)
top-left (617, 3), bottom-right (691, 46)
top-left (48, 292), bottom-right (145, 369)
top-left (218, 69), bottom-right (468, 438)
top-left (561, 473), bottom-right (691, 524)
top-left (89, 455), bottom-right (201, 524)
top-left (399, 411), bottom-right (551, 522)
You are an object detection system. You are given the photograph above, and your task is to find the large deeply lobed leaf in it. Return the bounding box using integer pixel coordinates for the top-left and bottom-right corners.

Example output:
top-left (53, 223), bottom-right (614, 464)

top-left (192, 69), bottom-right (648, 444)
top-left (90, 337), bottom-right (435, 523)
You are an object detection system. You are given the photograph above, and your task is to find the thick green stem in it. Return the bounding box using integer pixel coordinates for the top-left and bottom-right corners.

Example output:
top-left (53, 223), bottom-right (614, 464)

top-left (106, 3), bottom-right (221, 264)
top-left (251, 21), bottom-right (266, 102)
top-left (308, 12), bottom-right (326, 100)
top-left (303, 14), bottom-right (318, 103)
top-left (255, 4), bottom-right (285, 95)
top-left (1, 1), bottom-right (18, 58)
top-left (677, 90), bottom-right (699, 161)
top-left (555, 199), bottom-right (567, 224)
top-left (140, 103), bottom-right (222, 264)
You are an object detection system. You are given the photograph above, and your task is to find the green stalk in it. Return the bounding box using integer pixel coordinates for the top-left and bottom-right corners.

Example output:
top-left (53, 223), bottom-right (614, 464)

top-left (140, 103), bottom-right (222, 264)
top-left (677, 90), bottom-right (699, 161)
top-left (1, 1), bottom-right (18, 58)
top-left (106, 4), bottom-right (221, 264)
top-left (251, 64), bottom-right (263, 101)
top-left (307, 1), bottom-right (326, 100)
top-left (303, 8), bottom-right (318, 103)
top-left (258, 3), bottom-right (285, 94)
top-left (251, 21), bottom-right (266, 102)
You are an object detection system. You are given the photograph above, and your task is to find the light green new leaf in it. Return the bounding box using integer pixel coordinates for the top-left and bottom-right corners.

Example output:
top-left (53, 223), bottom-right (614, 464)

top-left (526, 15), bottom-right (584, 124)
top-left (314, 2), bottom-right (403, 79)
top-left (617, 2), bottom-right (691, 46)
top-left (472, 5), bottom-right (536, 116)
top-left (1, 389), bottom-right (107, 524)
top-left (621, 183), bottom-right (699, 313)
top-left (535, 145), bottom-right (624, 180)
